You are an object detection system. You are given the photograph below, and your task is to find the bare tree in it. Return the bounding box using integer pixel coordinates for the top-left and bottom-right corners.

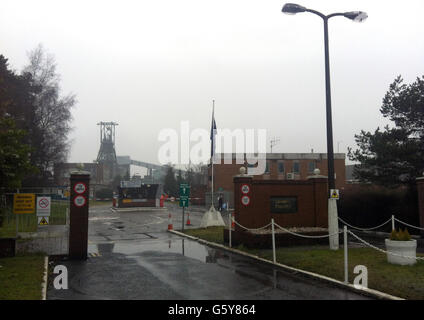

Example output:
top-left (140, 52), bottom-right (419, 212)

top-left (21, 44), bottom-right (76, 184)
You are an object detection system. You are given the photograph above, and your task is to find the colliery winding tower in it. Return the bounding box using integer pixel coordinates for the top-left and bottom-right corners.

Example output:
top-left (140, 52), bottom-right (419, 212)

top-left (96, 121), bottom-right (118, 184)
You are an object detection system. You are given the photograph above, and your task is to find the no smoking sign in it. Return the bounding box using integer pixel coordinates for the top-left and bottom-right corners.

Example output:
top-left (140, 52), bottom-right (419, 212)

top-left (36, 196), bottom-right (51, 216)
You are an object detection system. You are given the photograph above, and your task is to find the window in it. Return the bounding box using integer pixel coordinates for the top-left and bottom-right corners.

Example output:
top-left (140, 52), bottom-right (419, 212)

top-left (278, 162), bottom-right (285, 174)
top-left (308, 161), bottom-right (316, 173)
top-left (265, 161), bottom-right (270, 174)
top-left (293, 162), bottom-right (300, 174)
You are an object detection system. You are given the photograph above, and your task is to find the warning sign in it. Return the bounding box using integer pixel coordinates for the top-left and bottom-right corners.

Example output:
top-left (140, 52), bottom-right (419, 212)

top-left (330, 189), bottom-right (340, 200)
top-left (38, 216), bottom-right (49, 225)
top-left (36, 196), bottom-right (51, 216)
top-left (13, 194), bottom-right (35, 214)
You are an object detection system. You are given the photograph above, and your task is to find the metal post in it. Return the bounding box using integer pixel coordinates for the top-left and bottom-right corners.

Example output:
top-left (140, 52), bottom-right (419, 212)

top-left (16, 188), bottom-right (19, 236)
top-left (344, 225), bottom-right (348, 284)
top-left (272, 218), bottom-right (276, 264)
top-left (392, 215), bottom-right (395, 231)
top-left (323, 17), bottom-right (335, 193)
top-left (229, 212), bottom-right (232, 248)
top-left (182, 207), bottom-right (185, 232)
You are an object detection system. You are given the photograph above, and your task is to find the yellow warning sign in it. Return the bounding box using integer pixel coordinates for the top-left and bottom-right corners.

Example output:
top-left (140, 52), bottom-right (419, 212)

top-left (13, 194), bottom-right (35, 214)
top-left (330, 189), bottom-right (339, 200)
top-left (38, 217), bottom-right (49, 225)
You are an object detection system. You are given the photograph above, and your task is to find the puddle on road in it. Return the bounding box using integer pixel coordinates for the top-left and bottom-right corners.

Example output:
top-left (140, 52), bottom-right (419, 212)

top-left (88, 238), bottom-right (224, 264)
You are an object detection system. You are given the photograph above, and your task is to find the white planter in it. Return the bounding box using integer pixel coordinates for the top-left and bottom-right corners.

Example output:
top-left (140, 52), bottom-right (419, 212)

top-left (385, 239), bottom-right (417, 266)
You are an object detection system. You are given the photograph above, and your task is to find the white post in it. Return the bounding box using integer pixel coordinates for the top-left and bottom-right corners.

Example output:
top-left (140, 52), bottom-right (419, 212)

top-left (271, 218), bottom-right (276, 264)
top-left (229, 212), bottom-right (232, 248)
top-left (344, 225), bottom-right (348, 284)
top-left (392, 215), bottom-right (395, 231)
top-left (328, 198), bottom-right (339, 250)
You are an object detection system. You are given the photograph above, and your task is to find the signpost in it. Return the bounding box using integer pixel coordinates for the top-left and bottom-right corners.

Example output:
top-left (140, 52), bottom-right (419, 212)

top-left (36, 196), bottom-right (51, 227)
top-left (179, 183), bottom-right (190, 231)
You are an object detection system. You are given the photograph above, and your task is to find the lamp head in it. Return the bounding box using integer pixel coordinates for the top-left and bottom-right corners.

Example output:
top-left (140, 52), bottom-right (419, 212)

top-left (282, 3), bottom-right (307, 15)
top-left (344, 11), bottom-right (368, 22)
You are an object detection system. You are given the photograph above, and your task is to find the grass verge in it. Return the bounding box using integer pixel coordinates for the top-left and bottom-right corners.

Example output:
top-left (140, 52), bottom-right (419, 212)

top-left (0, 254), bottom-right (45, 300)
top-left (183, 227), bottom-right (424, 300)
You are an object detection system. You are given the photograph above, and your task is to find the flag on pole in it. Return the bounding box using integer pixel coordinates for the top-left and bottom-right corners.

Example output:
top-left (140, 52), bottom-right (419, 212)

top-left (210, 101), bottom-right (217, 157)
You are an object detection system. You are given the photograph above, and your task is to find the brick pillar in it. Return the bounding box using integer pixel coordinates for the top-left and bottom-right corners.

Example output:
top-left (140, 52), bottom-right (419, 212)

top-left (233, 173), bottom-right (253, 234)
top-left (308, 174), bottom-right (328, 228)
top-left (416, 177), bottom-right (424, 237)
top-left (69, 171), bottom-right (90, 260)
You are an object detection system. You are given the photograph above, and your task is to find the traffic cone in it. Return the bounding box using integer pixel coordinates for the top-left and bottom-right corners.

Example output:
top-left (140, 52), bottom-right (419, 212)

top-left (168, 213), bottom-right (173, 230)
top-left (186, 212), bottom-right (192, 226)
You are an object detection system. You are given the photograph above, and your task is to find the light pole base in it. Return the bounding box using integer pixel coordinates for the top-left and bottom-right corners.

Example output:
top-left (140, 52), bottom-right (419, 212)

top-left (328, 198), bottom-right (339, 250)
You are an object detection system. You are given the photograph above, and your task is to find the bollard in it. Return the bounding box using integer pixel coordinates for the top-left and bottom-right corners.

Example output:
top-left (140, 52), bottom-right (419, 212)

top-left (272, 218), bottom-right (276, 264)
top-left (392, 215), bottom-right (395, 231)
top-left (229, 212), bottom-right (232, 248)
top-left (344, 225), bottom-right (348, 284)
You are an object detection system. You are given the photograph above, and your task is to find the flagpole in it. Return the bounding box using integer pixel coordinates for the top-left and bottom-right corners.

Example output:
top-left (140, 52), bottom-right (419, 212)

top-left (211, 100), bottom-right (215, 209)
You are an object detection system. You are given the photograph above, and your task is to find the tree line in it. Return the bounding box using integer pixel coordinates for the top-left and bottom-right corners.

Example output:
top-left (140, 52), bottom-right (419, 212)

top-left (0, 44), bottom-right (75, 189)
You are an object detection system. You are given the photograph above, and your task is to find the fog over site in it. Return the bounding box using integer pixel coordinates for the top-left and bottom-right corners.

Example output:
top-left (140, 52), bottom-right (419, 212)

top-left (1, 0), bottom-right (423, 175)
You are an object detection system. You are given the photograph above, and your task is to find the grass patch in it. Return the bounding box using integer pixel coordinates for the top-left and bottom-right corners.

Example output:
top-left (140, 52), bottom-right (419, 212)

top-left (89, 199), bottom-right (112, 207)
top-left (183, 227), bottom-right (424, 300)
top-left (184, 226), bottom-right (225, 244)
top-left (0, 254), bottom-right (45, 300)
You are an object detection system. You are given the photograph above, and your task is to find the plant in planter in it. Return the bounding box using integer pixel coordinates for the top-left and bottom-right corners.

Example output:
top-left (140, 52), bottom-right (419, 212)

top-left (385, 228), bottom-right (417, 265)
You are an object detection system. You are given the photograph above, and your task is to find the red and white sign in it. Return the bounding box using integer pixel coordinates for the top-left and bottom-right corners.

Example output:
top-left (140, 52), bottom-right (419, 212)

top-left (241, 184), bottom-right (250, 194)
top-left (74, 195), bottom-right (87, 207)
top-left (74, 182), bottom-right (87, 194)
top-left (36, 196), bottom-right (51, 216)
top-left (241, 195), bottom-right (250, 206)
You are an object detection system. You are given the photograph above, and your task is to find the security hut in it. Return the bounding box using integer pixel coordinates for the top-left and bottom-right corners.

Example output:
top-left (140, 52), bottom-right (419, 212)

top-left (117, 180), bottom-right (163, 208)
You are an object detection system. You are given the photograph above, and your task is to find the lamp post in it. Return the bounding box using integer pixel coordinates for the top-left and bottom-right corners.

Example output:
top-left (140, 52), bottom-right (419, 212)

top-left (282, 3), bottom-right (367, 250)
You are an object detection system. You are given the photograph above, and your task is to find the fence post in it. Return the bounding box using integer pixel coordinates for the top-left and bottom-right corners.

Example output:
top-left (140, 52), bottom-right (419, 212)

top-left (392, 215), bottom-right (395, 231)
top-left (229, 212), bottom-right (232, 248)
top-left (272, 218), bottom-right (276, 264)
top-left (344, 225), bottom-right (348, 284)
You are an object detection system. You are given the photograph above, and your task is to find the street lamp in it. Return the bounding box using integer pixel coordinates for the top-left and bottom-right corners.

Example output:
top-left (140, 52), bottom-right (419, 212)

top-left (282, 3), bottom-right (367, 250)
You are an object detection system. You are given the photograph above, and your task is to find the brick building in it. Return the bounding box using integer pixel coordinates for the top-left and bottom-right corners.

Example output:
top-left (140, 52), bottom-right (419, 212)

top-left (208, 153), bottom-right (345, 207)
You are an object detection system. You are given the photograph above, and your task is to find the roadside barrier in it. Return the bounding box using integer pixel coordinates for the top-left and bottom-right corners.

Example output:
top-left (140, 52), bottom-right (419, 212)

top-left (338, 215), bottom-right (424, 233)
top-left (226, 216), bottom-right (423, 287)
top-left (338, 216), bottom-right (392, 231)
top-left (394, 217), bottom-right (424, 231)
top-left (186, 212), bottom-right (192, 226)
top-left (168, 213), bottom-right (173, 230)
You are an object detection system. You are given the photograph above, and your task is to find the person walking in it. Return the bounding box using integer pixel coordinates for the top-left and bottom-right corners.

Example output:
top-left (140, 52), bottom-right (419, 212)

top-left (218, 195), bottom-right (223, 212)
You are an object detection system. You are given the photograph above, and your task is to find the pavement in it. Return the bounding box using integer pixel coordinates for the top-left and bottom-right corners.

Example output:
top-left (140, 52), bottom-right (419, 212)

top-left (47, 203), bottom-right (371, 300)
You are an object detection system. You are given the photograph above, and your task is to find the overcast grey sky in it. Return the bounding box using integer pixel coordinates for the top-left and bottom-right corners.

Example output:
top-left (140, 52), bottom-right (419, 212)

top-left (1, 0), bottom-right (424, 175)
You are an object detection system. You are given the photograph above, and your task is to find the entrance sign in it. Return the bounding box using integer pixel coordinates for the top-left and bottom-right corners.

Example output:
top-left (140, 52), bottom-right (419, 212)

top-left (74, 195), bottom-right (87, 207)
top-left (74, 182), bottom-right (87, 194)
top-left (330, 189), bottom-right (339, 200)
top-left (38, 216), bottom-right (49, 225)
top-left (241, 184), bottom-right (250, 194)
top-left (270, 196), bottom-right (298, 214)
top-left (36, 196), bottom-right (51, 216)
top-left (13, 194), bottom-right (35, 214)
top-left (241, 195), bottom-right (250, 206)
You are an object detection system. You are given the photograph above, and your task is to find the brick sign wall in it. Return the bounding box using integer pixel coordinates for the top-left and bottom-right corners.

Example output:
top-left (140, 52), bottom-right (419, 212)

top-left (233, 174), bottom-right (328, 231)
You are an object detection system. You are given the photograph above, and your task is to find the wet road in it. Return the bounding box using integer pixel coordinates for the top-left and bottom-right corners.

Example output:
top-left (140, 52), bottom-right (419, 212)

top-left (47, 204), bottom-right (371, 300)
